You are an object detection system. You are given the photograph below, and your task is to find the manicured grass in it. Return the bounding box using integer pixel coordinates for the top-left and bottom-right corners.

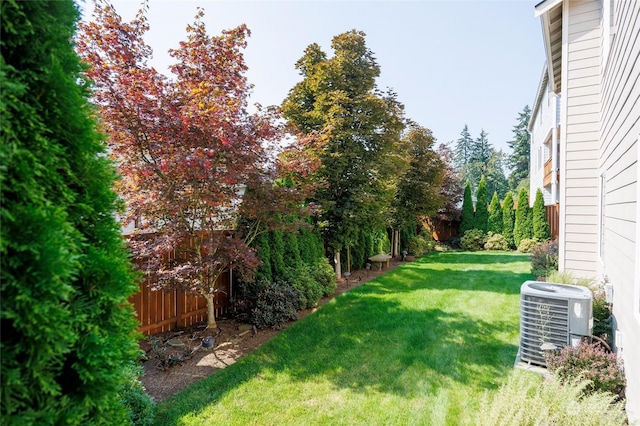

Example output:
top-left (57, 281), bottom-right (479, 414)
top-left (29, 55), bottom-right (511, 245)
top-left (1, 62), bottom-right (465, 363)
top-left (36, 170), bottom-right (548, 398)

top-left (153, 251), bottom-right (532, 425)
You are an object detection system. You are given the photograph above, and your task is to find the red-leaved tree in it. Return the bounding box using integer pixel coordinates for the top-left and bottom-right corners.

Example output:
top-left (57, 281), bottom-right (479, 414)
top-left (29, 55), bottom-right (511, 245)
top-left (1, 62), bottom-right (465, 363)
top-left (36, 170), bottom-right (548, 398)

top-left (78, 1), bottom-right (314, 328)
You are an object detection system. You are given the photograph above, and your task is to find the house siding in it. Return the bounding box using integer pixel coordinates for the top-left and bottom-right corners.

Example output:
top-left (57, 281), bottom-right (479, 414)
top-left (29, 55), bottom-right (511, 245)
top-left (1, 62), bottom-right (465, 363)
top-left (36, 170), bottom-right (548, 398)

top-left (598, 0), bottom-right (640, 420)
top-left (559, 0), bottom-right (601, 278)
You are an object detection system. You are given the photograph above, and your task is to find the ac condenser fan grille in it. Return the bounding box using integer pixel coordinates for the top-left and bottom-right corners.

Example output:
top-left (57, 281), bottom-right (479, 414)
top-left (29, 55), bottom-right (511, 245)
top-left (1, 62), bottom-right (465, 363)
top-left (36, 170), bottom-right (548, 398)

top-left (520, 295), bottom-right (569, 366)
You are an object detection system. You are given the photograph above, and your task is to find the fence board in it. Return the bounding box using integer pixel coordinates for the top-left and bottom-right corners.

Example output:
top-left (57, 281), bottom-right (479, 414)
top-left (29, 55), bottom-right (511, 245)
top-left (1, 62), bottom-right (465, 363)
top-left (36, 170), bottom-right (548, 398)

top-left (130, 267), bottom-right (230, 336)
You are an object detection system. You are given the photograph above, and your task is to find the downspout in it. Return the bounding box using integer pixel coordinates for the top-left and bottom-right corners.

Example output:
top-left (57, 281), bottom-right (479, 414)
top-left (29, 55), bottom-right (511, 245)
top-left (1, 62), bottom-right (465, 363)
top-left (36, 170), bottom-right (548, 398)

top-left (551, 93), bottom-right (559, 203)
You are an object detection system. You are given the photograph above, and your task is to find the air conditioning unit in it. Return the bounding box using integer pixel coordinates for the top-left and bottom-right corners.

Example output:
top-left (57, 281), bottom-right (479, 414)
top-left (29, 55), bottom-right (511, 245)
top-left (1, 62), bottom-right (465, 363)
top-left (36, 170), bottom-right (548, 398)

top-left (519, 281), bottom-right (593, 367)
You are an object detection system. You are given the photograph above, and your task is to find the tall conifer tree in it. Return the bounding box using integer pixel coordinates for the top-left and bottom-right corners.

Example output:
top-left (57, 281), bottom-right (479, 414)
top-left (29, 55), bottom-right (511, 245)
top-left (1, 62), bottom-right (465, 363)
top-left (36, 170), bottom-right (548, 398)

top-left (502, 191), bottom-right (516, 248)
top-left (533, 189), bottom-right (551, 241)
top-left (514, 187), bottom-right (533, 247)
top-left (488, 192), bottom-right (503, 234)
top-left (460, 180), bottom-right (475, 236)
top-left (507, 106), bottom-right (531, 190)
top-left (1, 1), bottom-right (139, 422)
top-left (475, 176), bottom-right (489, 233)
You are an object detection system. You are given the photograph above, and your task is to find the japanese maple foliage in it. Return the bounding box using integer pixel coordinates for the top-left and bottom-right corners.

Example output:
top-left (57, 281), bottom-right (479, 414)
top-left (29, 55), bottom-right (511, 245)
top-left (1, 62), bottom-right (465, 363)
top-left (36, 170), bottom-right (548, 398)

top-left (78, 1), bottom-right (311, 328)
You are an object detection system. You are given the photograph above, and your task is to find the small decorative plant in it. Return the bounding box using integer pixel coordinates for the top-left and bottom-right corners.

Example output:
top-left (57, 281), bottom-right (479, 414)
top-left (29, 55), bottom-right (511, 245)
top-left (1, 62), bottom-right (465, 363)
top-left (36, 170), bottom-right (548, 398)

top-left (544, 341), bottom-right (626, 400)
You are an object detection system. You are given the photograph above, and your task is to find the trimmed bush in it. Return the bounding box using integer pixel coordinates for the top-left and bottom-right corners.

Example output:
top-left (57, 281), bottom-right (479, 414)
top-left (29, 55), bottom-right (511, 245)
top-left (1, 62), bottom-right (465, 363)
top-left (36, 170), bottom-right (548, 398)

top-left (513, 187), bottom-right (532, 247)
top-left (120, 363), bottom-right (155, 426)
top-left (502, 191), bottom-right (516, 248)
top-left (530, 239), bottom-right (558, 278)
top-left (475, 176), bottom-right (489, 232)
top-left (407, 234), bottom-right (435, 256)
top-left (460, 180), bottom-right (475, 235)
top-left (285, 265), bottom-right (324, 309)
top-left (484, 233), bottom-right (509, 251)
top-left (269, 231), bottom-right (286, 281)
top-left (479, 370), bottom-right (627, 426)
top-left (533, 188), bottom-right (551, 240)
top-left (311, 258), bottom-right (337, 297)
top-left (251, 281), bottom-right (300, 329)
top-left (487, 192), bottom-right (503, 234)
top-left (545, 341), bottom-right (626, 400)
top-left (517, 238), bottom-right (539, 253)
top-left (460, 229), bottom-right (486, 251)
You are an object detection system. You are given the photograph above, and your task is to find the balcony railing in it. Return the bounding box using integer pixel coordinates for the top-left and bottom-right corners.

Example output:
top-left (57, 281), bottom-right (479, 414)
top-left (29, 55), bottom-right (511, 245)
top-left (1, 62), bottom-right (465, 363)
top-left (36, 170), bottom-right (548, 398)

top-left (543, 158), bottom-right (558, 187)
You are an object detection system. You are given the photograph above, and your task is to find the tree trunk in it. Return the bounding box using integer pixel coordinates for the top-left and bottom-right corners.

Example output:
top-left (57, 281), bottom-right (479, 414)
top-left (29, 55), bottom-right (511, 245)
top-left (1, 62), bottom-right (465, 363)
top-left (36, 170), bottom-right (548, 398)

top-left (204, 293), bottom-right (217, 329)
top-left (334, 250), bottom-right (342, 282)
top-left (346, 246), bottom-right (351, 273)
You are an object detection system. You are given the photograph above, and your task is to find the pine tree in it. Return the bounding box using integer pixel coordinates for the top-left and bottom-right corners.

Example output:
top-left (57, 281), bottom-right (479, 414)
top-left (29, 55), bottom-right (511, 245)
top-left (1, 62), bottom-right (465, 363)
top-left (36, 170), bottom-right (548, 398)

top-left (514, 187), bottom-right (533, 247)
top-left (488, 192), bottom-right (503, 234)
top-left (475, 176), bottom-right (489, 233)
top-left (460, 180), bottom-right (475, 236)
top-left (533, 189), bottom-right (551, 241)
top-left (454, 124), bottom-right (474, 171)
top-left (1, 1), bottom-right (139, 422)
top-left (502, 191), bottom-right (516, 248)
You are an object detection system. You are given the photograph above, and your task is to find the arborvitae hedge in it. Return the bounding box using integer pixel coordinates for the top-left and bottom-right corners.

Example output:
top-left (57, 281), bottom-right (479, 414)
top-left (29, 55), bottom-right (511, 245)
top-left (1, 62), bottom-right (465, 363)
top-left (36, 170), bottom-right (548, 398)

top-left (1, 1), bottom-right (140, 423)
top-left (283, 231), bottom-right (302, 271)
top-left (254, 232), bottom-right (273, 283)
top-left (488, 191), bottom-right (503, 235)
top-left (502, 191), bottom-right (516, 248)
top-left (533, 189), bottom-right (551, 241)
top-left (269, 231), bottom-right (286, 281)
top-left (475, 176), bottom-right (489, 233)
top-left (514, 188), bottom-right (533, 247)
top-left (460, 180), bottom-right (475, 235)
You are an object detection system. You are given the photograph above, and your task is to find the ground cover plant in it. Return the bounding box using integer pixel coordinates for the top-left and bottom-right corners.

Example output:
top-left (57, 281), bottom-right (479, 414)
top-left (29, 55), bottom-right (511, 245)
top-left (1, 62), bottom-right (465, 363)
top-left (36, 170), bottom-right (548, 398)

top-left (153, 251), bottom-right (531, 425)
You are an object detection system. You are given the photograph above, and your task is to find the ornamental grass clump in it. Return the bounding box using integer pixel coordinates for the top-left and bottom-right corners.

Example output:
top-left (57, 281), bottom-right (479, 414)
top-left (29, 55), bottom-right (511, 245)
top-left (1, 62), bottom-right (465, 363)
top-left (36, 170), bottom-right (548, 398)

top-left (545, 341), bottom-right (626, 401)
top-left (479, 370), bottom-right (627, 426)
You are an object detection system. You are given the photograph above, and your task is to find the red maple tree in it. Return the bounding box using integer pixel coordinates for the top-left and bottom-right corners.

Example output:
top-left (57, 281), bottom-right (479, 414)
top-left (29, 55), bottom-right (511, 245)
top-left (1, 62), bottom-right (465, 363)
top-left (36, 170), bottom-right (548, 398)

top-left (78, 1), bottom-right (314, 328)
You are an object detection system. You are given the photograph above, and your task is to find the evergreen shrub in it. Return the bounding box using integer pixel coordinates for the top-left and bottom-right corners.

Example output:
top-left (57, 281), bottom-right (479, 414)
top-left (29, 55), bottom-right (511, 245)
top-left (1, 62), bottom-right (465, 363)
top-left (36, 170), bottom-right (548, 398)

top-left (502, 191), bottom-right (516, 248)
top-left (1, 1), bottom-right (140, 422)
top-left (407, 234), bottom-right (435, 256)
top-left (119, 363), bottom-right (155, 426)
top-left (285, 265), bottom-right (324, 309)
top-left (484, 233), bottom-right (509, 251)
top-left (530, 239), bottom-right (558, 278)
top-left (311, 259), bottom-right (337, 296)
top-left (251, 281), bottom-right (300, 328)
top-left (545, 342), bottom-right (626, 400)
top-left (460, 229), bottom-right (486, 251)
top-left (487, 192), bottom-right (503, 235)
top-left (517, 238), bottom-right (539, 253)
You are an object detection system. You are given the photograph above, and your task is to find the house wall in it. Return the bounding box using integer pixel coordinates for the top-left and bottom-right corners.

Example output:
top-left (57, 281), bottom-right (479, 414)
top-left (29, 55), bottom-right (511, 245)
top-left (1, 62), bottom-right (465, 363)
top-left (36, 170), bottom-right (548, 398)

top-left (598, 0), bottom-right (640, 421)
top-left (530, 78), bottom-right (556, 206)
top-left (559, 0), bottom-right (601, 277)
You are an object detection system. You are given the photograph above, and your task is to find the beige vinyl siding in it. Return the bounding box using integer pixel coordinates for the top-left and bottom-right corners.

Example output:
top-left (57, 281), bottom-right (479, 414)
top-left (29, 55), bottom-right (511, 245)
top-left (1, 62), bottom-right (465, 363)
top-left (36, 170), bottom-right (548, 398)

top-left (560, 0), bottom-right (601, 278)
top-left (598, 0), bottom-right (640, 421)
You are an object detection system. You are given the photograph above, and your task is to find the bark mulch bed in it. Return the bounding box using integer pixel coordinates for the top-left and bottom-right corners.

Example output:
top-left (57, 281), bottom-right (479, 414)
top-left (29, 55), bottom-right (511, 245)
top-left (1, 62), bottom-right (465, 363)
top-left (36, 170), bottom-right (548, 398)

top-left (139, 256), bottom-right (413, 402)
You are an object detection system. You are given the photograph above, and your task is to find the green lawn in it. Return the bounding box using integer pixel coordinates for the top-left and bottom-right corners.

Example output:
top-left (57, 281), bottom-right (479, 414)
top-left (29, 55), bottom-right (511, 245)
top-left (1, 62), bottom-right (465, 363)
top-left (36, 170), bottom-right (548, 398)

top-left (153, 251), bottom-right (532, 425)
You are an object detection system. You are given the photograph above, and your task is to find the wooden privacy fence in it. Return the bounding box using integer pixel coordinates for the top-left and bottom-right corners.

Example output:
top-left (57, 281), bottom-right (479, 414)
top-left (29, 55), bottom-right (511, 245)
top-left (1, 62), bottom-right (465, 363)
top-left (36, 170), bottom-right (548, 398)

top-left (129, 270), bottom-right (231, 336)
top-left (546, 203), bottom-right (560, 241)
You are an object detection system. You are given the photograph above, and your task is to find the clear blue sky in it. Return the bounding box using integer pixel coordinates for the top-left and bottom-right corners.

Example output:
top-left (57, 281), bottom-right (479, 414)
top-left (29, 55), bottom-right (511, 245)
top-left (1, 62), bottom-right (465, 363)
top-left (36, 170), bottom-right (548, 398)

top-left (81, 0), bottom-right (546, 156)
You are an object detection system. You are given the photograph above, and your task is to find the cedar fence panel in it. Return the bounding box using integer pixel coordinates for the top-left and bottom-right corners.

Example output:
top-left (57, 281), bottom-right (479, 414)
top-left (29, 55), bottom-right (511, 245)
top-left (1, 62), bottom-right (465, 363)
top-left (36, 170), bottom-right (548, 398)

top-left (127, 234), bottom-right (232, 336)
top-left (131, 270), bottom-right (230, 336)
top-left (546, 203), bottom-right (560, 240)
